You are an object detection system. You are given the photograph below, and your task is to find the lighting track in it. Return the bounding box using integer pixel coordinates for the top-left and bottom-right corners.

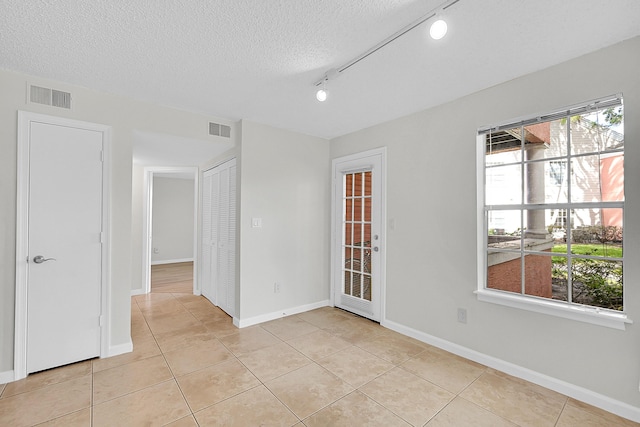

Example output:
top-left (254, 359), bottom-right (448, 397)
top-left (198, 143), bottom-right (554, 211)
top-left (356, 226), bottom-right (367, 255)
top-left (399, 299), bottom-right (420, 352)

top-left (314, 0), bottom-right (462, 99)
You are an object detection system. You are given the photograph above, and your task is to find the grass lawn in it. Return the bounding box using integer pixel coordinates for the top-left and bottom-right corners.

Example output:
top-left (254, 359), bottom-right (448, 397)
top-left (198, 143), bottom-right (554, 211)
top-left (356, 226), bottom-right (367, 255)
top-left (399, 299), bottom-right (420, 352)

top-left (551, 243), bottom-right (623, 261)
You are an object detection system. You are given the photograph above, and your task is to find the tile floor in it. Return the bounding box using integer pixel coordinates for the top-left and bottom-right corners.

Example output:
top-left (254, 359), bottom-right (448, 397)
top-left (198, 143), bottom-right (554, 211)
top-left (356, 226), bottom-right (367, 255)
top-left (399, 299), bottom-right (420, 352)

top-left (0, 293), bottom-right (637, 426)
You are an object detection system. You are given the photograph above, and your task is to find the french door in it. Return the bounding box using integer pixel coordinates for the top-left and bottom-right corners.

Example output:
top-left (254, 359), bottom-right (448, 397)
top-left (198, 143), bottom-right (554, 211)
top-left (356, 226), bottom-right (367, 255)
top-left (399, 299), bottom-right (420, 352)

top-left (332, 148), bottom-right (385, 322)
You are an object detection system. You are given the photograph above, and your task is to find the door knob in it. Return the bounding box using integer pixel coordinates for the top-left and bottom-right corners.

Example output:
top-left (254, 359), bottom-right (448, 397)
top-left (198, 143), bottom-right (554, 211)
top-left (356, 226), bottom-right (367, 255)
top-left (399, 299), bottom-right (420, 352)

top-left (33, 255), bottom-right (56, 264)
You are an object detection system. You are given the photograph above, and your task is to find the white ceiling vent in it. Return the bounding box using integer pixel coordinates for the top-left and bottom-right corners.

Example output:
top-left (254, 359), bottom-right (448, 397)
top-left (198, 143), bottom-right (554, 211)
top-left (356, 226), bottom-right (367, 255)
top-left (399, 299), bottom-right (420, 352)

top-left (29, 85), bottom-right (72, 109)
top-left (209, 122), bottom-right (231, 138)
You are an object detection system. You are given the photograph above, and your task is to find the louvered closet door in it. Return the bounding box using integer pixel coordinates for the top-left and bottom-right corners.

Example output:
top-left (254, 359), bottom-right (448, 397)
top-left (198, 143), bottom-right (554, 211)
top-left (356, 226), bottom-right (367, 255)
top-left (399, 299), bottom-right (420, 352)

top-left (201, 170), bottom-right (218, 301)
top-left (201, 158), bottom-right (236, 317)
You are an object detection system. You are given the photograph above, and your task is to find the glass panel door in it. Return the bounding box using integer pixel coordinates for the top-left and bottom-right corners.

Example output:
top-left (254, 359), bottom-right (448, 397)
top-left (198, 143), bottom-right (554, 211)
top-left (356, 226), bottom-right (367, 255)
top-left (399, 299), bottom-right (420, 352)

top-left (333, 148), bottom-right (385, 322)
top-left (343, 171), bottom-right (373, 301)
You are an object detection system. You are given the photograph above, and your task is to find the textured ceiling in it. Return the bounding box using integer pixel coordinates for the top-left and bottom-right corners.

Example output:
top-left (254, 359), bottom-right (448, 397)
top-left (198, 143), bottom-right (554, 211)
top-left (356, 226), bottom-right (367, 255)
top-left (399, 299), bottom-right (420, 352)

top-left (1, 0), bottom-right (639, 139)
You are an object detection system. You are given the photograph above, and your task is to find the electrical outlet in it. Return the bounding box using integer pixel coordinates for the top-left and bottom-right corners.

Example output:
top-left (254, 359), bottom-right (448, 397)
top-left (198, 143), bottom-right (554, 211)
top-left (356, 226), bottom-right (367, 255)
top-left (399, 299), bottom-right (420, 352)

top-left (274, 282), bottom-right (281, 293)
top-left (153, 247), bottom-right (159, 254)
top-left (457, 308), bottom-right (467, 324)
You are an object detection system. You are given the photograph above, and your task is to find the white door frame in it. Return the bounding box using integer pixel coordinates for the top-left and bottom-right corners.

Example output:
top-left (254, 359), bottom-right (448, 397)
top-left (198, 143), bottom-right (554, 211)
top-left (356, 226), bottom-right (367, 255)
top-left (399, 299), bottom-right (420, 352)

top-left (331, 147), bottom-right (387, 322)
top-left (14, 111), bottom-right (112, 381)
top-left (142, 166), bottom-right (199, 294)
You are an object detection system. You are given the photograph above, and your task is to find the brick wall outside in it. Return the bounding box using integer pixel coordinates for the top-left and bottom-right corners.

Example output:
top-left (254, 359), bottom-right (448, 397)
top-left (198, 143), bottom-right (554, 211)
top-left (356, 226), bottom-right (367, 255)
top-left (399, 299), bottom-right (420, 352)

top-left (488, 252), bottom-right (552, 298)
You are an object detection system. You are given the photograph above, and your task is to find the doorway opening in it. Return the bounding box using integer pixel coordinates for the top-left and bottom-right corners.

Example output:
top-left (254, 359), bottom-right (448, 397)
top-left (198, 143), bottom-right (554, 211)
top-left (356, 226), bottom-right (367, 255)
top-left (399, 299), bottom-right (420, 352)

top-left (142, 167), bottom-right (199, 295)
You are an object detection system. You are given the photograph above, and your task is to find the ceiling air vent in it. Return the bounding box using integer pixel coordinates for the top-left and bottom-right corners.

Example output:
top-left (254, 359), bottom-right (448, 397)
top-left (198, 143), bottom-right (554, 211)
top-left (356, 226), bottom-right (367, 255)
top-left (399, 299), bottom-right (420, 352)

top-left (209, 122), bottom-right (231, 138)
top-left (29, 85), bottom-right (72, 109)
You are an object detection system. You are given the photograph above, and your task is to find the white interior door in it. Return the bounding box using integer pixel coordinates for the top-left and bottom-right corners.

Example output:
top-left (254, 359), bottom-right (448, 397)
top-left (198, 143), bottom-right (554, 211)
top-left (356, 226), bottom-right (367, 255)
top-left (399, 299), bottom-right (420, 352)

top-left (333, 149), bottom-right (385, 322)
top-left (201, 158), bottom-right (236, 317)
top-left (26, 119), bottom-right (104, 373)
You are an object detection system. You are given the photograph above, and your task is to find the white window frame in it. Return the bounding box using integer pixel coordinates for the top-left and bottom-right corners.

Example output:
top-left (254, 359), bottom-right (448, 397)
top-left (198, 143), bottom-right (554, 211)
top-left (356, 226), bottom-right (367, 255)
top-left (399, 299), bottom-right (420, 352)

top-left (476, 94), bottom-right (631, 330)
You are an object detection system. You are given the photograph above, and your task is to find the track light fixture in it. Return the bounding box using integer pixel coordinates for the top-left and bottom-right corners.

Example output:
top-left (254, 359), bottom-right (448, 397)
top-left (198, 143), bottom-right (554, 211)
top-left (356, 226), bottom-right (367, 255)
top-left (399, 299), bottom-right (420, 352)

top-left (429, 19), bottom-right (448, 40)
top-left (316, 88), bottom-right (327, 102)
top-left (313, 0), bottom-right (461, 101)
top-left (316, 79), bottom-right (328, 102)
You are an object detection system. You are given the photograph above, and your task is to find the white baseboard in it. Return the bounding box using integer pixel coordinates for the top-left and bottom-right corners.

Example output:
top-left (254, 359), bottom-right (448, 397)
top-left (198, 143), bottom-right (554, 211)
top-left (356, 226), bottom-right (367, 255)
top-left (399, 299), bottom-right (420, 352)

top-left (235, 300), bottom-right (331, 328)
top-left (105, 339), bottom-right (133, 358)
top-left (150, 258), bottom-right (193, 266)
top-left (0, 370), bottom-right (15, 384)
top-left (130, 288), bottom-right (146, 296)
top-left (382, 319), bottom-right (640, 423)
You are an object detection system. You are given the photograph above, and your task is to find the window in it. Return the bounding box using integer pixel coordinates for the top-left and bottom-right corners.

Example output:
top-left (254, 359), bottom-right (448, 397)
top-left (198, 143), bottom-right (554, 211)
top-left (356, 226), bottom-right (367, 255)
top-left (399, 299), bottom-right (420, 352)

top-left (477, 95), bottom-right (628, 329)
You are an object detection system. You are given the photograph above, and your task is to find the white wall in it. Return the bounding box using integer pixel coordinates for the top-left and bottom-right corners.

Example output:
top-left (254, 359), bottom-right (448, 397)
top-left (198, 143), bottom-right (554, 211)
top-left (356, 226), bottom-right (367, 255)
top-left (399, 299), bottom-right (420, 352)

top-left (238, 120), bottom-right (330, 322)
top-left (0, 68), bottom-right (233, 375)
top-left (331, 36), bottom-right (640, 411)
top-left (151, 177), bottom-right (194, 263)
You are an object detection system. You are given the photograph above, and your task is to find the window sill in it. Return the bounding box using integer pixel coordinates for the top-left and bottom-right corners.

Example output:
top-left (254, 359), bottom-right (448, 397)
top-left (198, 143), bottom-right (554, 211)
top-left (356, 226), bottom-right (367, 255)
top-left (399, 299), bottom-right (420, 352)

top-left (475, 289), bottom-right (632, 330)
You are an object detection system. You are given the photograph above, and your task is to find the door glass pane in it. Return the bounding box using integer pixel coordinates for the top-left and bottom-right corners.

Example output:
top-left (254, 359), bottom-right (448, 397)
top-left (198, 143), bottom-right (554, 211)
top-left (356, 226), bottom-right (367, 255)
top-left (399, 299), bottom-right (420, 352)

top-left (342, 170), bottom-right (373, 302)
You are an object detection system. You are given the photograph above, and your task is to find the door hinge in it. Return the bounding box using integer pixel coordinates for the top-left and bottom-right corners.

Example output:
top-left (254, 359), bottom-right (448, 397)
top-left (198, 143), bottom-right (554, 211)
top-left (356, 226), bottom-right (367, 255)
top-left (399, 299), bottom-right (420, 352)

top-left (99, 315), bottom-right (104, 327)
top-left (100, 151), bottom-right (104, 162)
top-left (100, 232), bottom-right (104, 243)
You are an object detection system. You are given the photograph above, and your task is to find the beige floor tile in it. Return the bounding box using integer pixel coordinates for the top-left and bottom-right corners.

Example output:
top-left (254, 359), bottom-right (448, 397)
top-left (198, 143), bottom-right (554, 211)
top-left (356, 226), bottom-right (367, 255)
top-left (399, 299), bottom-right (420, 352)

top-left (2, 360), bottom-right (91, 397)
top-left (265, 363), bottom-right (354, 419)
top-left (194, 385), bottom-right (298, 427)
top-left (426, 397), bottom-right (517, 426)
top-left (219, 326), bottom-right (282, 356)
top-left (304, 390), bottom-right (411, 427)
top-left (93, 354), bottom-right (173, 404)
top-left (145, 312), bottom-right (202, 335)
top-left (180, 297), bottom-right (222, 312)
top-left (92, 335), bottom-right (161, 373)
top-left (287, 330), bottom-right (352, 361)
top-left (154, 324), bottom-right (217, 353)
top-left (401, 345), bottom-right (485, 393)
top-left (36, 407), bottom-right (91, 426)
top-left (360, 367), bottom-right (454, 426)
top-left (180, 297), bottom-right (229, 319)
top-left (172, 293), bottom-right (206, 303)
top-left (163, 415), bottom-right (198, 426)
top-left (0, 375), bottom-right (91, 427)
top-left (152, 282), bottom-right (193, 293)
top-left (261, 316), bottom-right (320, 341)
top-left (187, 304), bottom-right (231, 322)
top-left (139, 299), bottom-right (190, 317)
top-left (164, 338), bottom-right (233, 376)
top-left (318, 346), bottom-right (394, 388)
top-left (295, 307), bottom-right (355, 329)
top-left (238, 342), bottom-right (311, 382)
top-left (93, 380), bottom-right (190, 427)
top-left (130, 316), bottom-right (154, 340)
top-left (322, 316), bottom-right (387, 344)
top-left (356, 332), bottom-right (426, 365)
top-left (460, 371), bottom-right (566, 426)
top-left (176, 359), bottom-right (260, 412)
top-left (0, 383), bottom-right (5, 397)
top-left (557, 400), bottom-right (639, 427)
top-left (133, 293), bottom-right (175, 307)
top-left (202, 318), bottom-right (239, 338)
